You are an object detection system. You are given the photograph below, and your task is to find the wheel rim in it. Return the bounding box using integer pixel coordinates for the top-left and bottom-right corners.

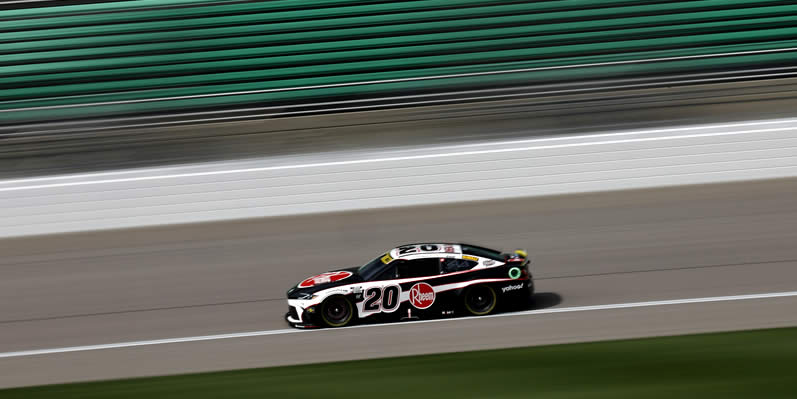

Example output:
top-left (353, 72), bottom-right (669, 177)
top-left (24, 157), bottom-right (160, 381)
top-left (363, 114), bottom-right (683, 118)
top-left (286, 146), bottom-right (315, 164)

top-left (322, 297), bottom-right (352, 327)
top-left (465, 286), bottom-right (496, 315)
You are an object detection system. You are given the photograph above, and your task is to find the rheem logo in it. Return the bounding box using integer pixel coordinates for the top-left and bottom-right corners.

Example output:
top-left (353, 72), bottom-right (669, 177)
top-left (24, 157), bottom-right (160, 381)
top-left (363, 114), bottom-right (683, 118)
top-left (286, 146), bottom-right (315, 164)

top-left (409, 282), bottom-right (435, 309)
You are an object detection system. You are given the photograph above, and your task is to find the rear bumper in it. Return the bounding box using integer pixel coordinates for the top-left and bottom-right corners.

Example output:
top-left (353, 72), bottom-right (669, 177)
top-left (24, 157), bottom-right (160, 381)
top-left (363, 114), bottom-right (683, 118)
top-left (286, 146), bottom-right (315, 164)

top-left (528, 275), bottom-right (535, 296)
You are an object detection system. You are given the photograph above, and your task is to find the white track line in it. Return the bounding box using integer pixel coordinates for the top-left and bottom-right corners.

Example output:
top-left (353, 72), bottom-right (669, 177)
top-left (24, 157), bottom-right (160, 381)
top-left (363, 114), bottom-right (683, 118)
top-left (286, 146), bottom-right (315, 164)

top-left (2, 290), bottom-right (795, 359)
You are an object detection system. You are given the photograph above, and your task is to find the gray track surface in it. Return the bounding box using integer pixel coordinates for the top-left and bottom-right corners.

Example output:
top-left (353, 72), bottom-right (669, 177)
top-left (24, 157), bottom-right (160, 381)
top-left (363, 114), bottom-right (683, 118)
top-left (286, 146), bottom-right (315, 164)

top-left (2, 178), bottom-right (797, 387)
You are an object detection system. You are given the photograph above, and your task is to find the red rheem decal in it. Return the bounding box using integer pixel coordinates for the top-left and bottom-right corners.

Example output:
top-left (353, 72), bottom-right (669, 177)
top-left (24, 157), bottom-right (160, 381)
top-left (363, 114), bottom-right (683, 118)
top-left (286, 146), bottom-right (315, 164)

top-left (409, 282), bottom-right (435, 309)
top-left (297, 271), bottom-right (352, 288)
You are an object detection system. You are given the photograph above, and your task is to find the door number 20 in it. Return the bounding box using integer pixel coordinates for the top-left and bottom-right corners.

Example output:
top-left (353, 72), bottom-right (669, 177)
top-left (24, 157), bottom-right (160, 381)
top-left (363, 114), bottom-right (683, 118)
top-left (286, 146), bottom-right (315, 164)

top-left (363, 285), bottom-right (400, 313)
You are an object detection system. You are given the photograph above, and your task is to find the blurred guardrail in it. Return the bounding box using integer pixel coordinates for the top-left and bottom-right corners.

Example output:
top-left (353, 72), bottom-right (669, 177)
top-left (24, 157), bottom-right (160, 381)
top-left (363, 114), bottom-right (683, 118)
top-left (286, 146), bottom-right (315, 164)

top-left (2, 76), bottom-right (797, 179)
top-left (1, 117), bottom-right (796, 239)
top-left (2, 0), bottom-right (797, 131)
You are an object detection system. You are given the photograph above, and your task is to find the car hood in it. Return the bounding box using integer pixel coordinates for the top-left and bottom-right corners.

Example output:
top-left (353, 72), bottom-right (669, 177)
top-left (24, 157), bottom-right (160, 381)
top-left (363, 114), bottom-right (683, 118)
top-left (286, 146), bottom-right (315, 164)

top-left (287, 267), bottom-right (363, 298)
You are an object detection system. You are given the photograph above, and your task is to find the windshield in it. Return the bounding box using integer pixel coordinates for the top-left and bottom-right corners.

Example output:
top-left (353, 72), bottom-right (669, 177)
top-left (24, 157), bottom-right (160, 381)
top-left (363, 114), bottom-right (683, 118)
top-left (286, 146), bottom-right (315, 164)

top-left (358, 253), bottom-right (392, 280)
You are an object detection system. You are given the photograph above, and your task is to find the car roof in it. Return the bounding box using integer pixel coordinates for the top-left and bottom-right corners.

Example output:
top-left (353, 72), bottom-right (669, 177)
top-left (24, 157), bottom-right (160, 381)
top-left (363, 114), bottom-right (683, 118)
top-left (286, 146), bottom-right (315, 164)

top-left (386, 242), bottom-right (506, 262)
top-left (388, 243), bottom-right (461, 259)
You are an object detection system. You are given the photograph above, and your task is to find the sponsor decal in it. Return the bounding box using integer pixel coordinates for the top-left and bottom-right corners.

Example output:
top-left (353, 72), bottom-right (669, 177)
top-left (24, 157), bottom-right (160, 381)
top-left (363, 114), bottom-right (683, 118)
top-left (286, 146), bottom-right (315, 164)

top-left (502, 283), bottom-right (524, 293)
top-left (462, 255), bottom-right (478, 262)
top-left (484, 260), bottom-right (496, 266)
top-left (381, 253), bottom-right (394, 264)
top-left (409, 282), bottom-right (435, 309)
top-left (420, 244), bottom-right (439, 251)
top-left (297, 271), bottom-right (352, 288)
top-left (397, 245), bottom-right (419, 255)
top-left (444, 246), bottom-right (455, 253)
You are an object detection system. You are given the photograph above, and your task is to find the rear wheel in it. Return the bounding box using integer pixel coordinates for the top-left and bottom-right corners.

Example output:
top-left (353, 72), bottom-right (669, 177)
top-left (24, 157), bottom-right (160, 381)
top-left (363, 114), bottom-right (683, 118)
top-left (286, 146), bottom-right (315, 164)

top-left (320, 296), bottom-right (354, 327)
top-left (463, 285), bottom-right (497, 316)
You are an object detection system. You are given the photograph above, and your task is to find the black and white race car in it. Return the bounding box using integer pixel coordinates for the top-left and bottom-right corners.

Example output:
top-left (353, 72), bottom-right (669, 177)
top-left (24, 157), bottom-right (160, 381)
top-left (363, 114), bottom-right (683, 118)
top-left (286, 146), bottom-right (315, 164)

top-left (285, 243), bottom-right (533, 328)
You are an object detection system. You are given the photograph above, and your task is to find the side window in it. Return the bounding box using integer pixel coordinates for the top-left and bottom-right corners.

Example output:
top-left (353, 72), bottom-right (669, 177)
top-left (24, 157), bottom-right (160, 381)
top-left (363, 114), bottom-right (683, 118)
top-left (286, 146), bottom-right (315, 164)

top-left (374, 261), bottom-right (401, 280)
top-left (441, 258), bottom-right (478, 273)
top-left (396, 258), bottom-right (440, 279)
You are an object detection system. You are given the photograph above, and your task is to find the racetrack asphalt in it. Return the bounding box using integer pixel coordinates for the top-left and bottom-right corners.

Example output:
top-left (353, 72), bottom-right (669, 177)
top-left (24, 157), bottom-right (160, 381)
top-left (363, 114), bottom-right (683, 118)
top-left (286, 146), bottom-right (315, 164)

top-left (1, 177), bottom-right (796, 387)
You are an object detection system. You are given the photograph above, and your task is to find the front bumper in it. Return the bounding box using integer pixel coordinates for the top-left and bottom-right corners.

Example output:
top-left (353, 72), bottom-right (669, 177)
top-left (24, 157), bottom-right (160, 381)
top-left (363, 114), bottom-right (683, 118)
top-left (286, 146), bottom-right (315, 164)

top-left (285, 312), bottom-right (319, 329)
top-left (285, 299), bottom-right (321, 328)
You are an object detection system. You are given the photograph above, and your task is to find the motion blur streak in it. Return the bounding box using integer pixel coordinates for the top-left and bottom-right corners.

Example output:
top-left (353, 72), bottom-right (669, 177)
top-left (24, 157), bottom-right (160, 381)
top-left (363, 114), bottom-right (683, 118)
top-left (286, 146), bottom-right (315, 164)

top-left (4, 116), bottom-right (796, 189)
top-left (8, 48), bottom-right (793, 114)
top-left (8, 66), bottom-right (797, 137)
top-left (2, 290), bottom-right (796, 360)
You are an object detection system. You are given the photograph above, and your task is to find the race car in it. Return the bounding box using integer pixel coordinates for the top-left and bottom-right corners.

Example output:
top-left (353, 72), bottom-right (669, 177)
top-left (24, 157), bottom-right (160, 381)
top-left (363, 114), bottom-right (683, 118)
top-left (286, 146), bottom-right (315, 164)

top-left (285, 243), bottom-right (533, 328)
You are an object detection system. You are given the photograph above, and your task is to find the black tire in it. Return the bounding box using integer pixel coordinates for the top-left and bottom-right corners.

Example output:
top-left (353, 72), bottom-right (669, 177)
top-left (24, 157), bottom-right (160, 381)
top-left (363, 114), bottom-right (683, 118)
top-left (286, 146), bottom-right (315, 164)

top-left (463, 285), bottom-right (498, 316)
top-left (320, 296), bottom-right (354, 327)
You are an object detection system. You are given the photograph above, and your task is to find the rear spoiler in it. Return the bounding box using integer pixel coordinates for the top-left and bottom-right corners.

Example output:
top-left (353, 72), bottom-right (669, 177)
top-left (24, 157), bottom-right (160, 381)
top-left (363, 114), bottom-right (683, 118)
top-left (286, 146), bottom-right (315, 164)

top-left (503, 249), bottom-right (528, 263)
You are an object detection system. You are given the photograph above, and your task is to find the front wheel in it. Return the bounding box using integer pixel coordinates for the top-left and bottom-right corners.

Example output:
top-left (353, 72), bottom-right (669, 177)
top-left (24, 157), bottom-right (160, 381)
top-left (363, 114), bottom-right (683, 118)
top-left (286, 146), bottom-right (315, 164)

top-left (463, 285), bottom-right (497, 316)
top-left (320, 296), bottom-right (354, 327)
